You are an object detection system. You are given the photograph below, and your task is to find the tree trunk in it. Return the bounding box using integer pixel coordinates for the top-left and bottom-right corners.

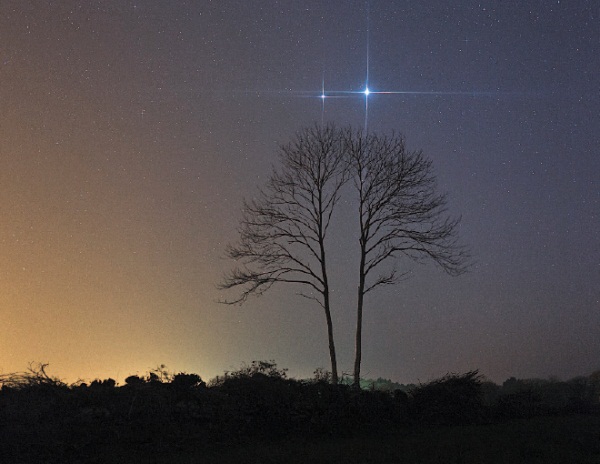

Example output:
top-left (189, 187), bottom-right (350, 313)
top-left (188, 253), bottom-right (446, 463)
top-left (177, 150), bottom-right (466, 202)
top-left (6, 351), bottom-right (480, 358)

top-left (354, 244), bottom-right (367, 389)
top-left (323, 296), bottom-right (338, 384)
top-left (320, 209), bottom-right (338, 384)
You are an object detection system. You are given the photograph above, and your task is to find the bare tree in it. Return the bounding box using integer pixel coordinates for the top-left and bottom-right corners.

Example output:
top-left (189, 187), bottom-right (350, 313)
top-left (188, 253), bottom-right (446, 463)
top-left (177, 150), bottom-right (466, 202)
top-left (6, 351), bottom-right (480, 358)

top-left (343, 129), bottom-right (469, 388)
top-left (220, 124), bottom-right (346, 383)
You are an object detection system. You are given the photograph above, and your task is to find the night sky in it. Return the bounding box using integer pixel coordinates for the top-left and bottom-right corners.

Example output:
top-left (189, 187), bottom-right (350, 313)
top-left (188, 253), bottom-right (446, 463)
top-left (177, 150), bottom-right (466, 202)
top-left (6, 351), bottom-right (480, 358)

top-left (1, 1), bottom-right (598, 385)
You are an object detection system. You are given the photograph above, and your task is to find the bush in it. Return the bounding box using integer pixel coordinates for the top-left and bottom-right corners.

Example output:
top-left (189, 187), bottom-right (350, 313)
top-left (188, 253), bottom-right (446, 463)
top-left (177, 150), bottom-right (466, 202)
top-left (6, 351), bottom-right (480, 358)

top-left (3, 359), bottom-right (598, 462)
top-left (410, 371), bottom-right (484, 426)
top-left (496, 389), bottom-right (540, 419)
top-left (172, 372), bottom-right (205, 390)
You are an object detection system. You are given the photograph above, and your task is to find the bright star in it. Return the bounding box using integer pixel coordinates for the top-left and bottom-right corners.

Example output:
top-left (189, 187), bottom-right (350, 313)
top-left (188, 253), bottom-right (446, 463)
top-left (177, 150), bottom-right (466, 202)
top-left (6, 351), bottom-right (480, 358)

top-left (364, 87), bottom-right (370, 96)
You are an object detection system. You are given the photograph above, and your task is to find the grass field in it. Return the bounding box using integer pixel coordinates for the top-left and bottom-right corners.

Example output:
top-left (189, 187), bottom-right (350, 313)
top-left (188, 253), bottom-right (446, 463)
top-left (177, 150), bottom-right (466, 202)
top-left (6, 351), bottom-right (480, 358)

top-left (81, 415), bottom-right (600, 464)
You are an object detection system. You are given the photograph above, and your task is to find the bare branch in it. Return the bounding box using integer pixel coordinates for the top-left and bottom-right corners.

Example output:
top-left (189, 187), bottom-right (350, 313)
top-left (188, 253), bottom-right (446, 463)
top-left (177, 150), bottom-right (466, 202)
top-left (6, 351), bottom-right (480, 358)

top-left (345, 127), bottom-right (471, 388)
top-left (218, 124), bottom-right (346, 383)
top-left (296, 291), bottom-right (325, 308)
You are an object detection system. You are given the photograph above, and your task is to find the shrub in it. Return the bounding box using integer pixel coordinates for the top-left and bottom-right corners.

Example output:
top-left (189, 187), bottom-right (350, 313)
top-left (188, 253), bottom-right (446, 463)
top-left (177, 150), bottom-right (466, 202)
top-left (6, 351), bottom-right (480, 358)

top-left (0, 363), bottom-right (67, 391)
top-left (172, 373), bottom-right (205, 390)
top-left (496, 389), bottom-right (540, 419)
top-left (410, 370), bottom-right (484, 426)
top-left (124, 375), bottom-right (145, 386)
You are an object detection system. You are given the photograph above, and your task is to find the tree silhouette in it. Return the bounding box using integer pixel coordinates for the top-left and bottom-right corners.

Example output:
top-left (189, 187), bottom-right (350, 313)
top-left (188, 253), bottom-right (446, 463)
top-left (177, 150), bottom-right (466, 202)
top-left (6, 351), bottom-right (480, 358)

top-left (343, 128), bottom-right (469, 388)
top-left (220, 124), bottom-right (346, 384)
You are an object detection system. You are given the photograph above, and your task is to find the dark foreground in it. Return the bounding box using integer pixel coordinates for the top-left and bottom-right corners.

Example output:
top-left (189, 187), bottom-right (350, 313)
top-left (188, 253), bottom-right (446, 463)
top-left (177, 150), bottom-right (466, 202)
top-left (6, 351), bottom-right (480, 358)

top-left (3, 415), bottom-right (599, 464)
top-left (2, 364), bottom-right (600, 463)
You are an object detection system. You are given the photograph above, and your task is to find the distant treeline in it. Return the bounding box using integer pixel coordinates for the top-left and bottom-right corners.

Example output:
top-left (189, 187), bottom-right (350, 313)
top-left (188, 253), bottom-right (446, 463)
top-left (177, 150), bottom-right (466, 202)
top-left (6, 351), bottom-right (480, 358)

top-left (1, 361), bottom-right (599, 462)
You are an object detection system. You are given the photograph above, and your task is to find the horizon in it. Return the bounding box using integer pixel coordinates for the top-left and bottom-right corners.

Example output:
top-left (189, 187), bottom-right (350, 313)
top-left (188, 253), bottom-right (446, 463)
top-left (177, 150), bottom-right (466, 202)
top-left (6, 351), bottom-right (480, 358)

top-left (3, 360), bottom-right (599, 389)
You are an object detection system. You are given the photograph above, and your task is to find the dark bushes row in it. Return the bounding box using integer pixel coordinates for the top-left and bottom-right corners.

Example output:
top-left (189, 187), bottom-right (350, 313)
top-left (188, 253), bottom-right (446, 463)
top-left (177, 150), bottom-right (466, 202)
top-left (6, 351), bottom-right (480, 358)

top-left (1, 362), bottom-right (599, 456)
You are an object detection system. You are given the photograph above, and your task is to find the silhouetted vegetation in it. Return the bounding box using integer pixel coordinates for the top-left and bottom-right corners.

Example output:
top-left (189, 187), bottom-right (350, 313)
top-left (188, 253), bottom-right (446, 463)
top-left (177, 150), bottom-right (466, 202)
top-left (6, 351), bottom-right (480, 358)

top-left (221, 125), bottom-right (470, 387)
top-left (1, 362), bottom-right (599, 463)
top-left (220, 125), bottom-right (347, 384)
top-left (410, 370), bottom-right (484, 425)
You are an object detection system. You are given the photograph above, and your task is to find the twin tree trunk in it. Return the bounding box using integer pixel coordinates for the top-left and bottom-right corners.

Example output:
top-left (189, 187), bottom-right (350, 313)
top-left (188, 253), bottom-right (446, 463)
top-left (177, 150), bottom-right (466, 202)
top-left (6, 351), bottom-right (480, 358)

top-left (354, 239), bottom-right (367, 388)
top-left (221, 124), bottom-right (468, 387)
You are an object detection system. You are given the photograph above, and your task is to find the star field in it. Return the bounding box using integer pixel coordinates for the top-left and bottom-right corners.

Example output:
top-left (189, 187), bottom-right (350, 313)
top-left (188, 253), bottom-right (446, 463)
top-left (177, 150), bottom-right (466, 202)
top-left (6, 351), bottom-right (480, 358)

top-left (0, 1), bottom-right (598, 384)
